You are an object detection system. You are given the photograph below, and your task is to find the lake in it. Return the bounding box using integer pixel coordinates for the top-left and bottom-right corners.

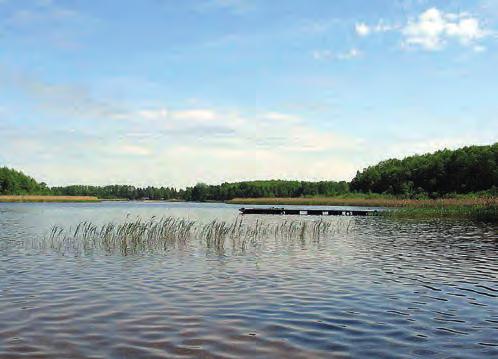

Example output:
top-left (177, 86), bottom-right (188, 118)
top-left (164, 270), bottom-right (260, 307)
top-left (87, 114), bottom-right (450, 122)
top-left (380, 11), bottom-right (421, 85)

top-left (1, 201), bottom-right (497, 358)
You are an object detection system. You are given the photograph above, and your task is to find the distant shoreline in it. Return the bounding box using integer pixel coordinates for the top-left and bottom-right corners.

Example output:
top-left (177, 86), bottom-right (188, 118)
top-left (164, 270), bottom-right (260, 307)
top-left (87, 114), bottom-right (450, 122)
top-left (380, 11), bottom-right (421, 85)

top-left (0, 195), bottom-right (101, 203)
top-left (0, 196), bottom-right (189, 203)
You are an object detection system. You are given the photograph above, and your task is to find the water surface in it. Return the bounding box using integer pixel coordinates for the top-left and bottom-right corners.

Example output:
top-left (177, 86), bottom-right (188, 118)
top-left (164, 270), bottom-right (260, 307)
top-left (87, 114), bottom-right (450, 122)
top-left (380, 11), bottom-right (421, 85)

top-left (1, 202), bottom-right (497, 358)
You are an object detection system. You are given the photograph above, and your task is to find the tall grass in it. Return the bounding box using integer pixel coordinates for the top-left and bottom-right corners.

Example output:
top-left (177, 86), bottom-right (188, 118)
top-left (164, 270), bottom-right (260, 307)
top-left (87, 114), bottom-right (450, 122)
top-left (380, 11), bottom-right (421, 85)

top-left (227, 196), bottom-right (498, 208)
top-left (385, 200), bottom-right (498, 222)
top-left (0, 195), bottom-right (100, 203)
top-left (38, 216), bottom-right (353, 256)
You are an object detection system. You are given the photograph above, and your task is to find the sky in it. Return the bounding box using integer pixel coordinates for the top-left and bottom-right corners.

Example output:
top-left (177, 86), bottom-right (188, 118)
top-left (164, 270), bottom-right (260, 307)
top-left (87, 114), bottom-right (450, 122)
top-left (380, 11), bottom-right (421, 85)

top-left (0, 0), bottom-right (497, 187)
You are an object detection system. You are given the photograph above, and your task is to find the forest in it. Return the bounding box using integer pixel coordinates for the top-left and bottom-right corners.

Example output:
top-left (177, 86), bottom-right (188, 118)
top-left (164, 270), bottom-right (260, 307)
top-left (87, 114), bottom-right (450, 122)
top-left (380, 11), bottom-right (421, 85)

top-left (350, 143), bottom-right (498, 197)
top-left (1, 143), bottom-right (497, 200)
top-left (0, 167), bottom-right (49, 195)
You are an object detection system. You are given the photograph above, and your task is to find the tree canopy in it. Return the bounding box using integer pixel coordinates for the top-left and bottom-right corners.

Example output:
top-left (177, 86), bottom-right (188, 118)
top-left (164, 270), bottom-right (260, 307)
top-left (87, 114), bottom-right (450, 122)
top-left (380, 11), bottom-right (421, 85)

top-left (51, 185), bottom-right (179, 200)
top-left (350, 143), bottom-right (498, 197)
top-left (0, 167), bottom-right (48, 195)
top-left (182, 180), bottom-right (350, 202)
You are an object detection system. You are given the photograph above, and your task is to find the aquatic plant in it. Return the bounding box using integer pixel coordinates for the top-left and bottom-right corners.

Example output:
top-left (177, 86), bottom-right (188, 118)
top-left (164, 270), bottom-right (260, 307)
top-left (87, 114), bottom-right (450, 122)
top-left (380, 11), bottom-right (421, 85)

top-left (37, 216), bottom-right (353, 256)
top-left (385, 200), bottom-right (498, 222)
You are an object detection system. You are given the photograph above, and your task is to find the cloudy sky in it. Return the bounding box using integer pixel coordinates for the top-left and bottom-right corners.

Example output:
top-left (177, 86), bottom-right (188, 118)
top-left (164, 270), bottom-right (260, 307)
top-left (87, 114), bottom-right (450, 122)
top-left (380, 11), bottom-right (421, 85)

top-left (1, 0), bottom-right (497, 187)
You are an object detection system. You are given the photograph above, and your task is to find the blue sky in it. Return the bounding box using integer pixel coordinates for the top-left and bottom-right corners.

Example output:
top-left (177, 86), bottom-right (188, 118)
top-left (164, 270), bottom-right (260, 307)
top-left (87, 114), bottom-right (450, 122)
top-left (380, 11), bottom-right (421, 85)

top-left (1, 0), bottom-right (497, 186)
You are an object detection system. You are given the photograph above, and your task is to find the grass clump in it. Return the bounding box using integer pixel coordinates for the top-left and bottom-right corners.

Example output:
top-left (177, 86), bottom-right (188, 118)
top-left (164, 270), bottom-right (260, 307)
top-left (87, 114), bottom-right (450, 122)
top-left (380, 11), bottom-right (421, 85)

top-left (0, 195), bottom-right (100, 203)
top-left (383, 199), bottom-right (497, 222)
top-left (39, 216), bottom-right (352, 256)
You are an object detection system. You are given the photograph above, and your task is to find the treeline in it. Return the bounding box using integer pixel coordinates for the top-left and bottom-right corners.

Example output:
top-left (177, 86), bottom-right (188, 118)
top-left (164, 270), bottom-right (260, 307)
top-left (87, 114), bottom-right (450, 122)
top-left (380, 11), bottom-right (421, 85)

top-left (183, 180), bottom-right (350, 202)
top-left (50, 180), bottom-right (350, 201)
top-left (351, 143), bottom-right (498, 197)
top-left (2, 142), bottom-right (497, 200)
top-left (51, 185), bottom-right (180, 200)
top-left (0, 167), bottom-right (49, 195)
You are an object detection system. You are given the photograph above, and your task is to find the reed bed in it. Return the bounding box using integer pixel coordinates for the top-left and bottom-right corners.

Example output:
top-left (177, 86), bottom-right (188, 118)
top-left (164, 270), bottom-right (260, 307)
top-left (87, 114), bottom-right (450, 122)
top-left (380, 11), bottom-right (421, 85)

top-left (0, 195), bottom-right (100, 203)
top-left (37, 216), bottom-right (353, 256)
top-left (386, 201), bottom-right (498, 222)
top-left (227, 196), bottom-right (498, 208)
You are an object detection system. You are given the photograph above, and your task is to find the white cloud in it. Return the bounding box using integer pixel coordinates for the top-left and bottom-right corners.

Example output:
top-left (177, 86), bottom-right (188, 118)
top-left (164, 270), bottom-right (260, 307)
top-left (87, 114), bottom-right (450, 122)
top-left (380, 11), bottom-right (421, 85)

top-left (131, 107), bottom-right (246, 134)
top-left (355, 22), bottom-right (371, 36)
top-left (355, 20), bottom-right (398, 37)
top-left (402, 8), bottom-right (488, 50)
top-left (354, 8), bottom-right (490, 51)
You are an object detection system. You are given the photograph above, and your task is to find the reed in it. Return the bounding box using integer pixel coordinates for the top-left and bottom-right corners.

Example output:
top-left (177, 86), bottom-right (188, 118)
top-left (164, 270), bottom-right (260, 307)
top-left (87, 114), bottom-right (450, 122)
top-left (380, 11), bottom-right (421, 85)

top-left (227, 196), bottom-right (498, 208)
top-left (0, 195), bottom-right (101, 203)
top-left (37, 216), bottom-right (353, 256)
top-left (385, 200), bottom-right (498, 222)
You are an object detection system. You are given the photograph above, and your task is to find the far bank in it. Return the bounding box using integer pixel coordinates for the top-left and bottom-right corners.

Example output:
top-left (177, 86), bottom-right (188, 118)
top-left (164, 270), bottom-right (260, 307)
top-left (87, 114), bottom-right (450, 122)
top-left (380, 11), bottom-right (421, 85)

top-left (0, 195), bottom-right (101, 203)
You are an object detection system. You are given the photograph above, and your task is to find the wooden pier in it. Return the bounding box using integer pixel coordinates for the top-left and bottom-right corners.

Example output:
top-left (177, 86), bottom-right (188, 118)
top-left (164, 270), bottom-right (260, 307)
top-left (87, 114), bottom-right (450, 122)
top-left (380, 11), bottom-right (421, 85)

top-left (239, 207), bottom-right (378, 216)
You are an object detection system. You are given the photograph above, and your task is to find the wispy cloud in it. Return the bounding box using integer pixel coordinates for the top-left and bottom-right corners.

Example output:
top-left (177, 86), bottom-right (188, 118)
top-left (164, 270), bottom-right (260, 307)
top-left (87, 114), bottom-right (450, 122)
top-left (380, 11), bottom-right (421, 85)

top-left (197, 0), bottom-right (254, 14)
top-left (0, 66), bottom-right (127, 120)
top-left (262, 112), bottom-right (300, 123)
top-left (355, 20), bottom-right (398, 37)
top-left (119, 145), bottom-right (151, 157)
top-left (6, 7), bottom-right (77, 26)
top-left (129, 105), bottom-right (356, 154)
top-left (1, 0), bottom-right (96, 50)
top-left (312, 48), bottom-right (362, 61)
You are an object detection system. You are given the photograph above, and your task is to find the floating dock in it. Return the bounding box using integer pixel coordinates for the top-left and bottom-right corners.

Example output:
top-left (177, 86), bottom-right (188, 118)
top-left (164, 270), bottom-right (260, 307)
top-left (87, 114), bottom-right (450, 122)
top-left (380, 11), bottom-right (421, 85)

top-left (239, 207), bottom-right (378, 216)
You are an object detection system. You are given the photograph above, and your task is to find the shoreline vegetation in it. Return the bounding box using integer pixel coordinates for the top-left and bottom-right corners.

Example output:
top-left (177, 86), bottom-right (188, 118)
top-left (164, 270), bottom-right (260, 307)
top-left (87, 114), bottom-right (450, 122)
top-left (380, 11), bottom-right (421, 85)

top-left (228, 196), bottom-right (498, 222)
top-left (226, 196), bottom-right (497, 207)
top-left (0, 195), bottom-right (101, 203)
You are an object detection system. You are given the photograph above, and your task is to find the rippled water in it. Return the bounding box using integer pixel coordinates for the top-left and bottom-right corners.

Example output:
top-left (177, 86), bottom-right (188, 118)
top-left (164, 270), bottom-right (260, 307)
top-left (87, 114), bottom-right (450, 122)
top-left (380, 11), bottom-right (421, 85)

top-left (1, 202), bottom-right (497, 358)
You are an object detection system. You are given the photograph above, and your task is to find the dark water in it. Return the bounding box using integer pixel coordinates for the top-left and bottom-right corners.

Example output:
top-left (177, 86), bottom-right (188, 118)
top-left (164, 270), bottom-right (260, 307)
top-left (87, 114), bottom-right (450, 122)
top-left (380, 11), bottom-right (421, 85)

top-left (0, 202), bottom-right (497, 358)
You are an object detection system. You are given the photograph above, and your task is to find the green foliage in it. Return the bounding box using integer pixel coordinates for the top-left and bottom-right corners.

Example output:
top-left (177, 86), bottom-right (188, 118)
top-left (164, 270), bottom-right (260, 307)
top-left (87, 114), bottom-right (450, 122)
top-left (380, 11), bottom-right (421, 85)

top-left (351, 143), bottom-right (498, 197)
top-left (50, 185), bottom-right (179, 200)
top-left (182, 180), bottom-right (350, 202)
top-left (384, 203), bottom-right (498, 222)
top-left (0, 167), bottom-right (48, 195)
